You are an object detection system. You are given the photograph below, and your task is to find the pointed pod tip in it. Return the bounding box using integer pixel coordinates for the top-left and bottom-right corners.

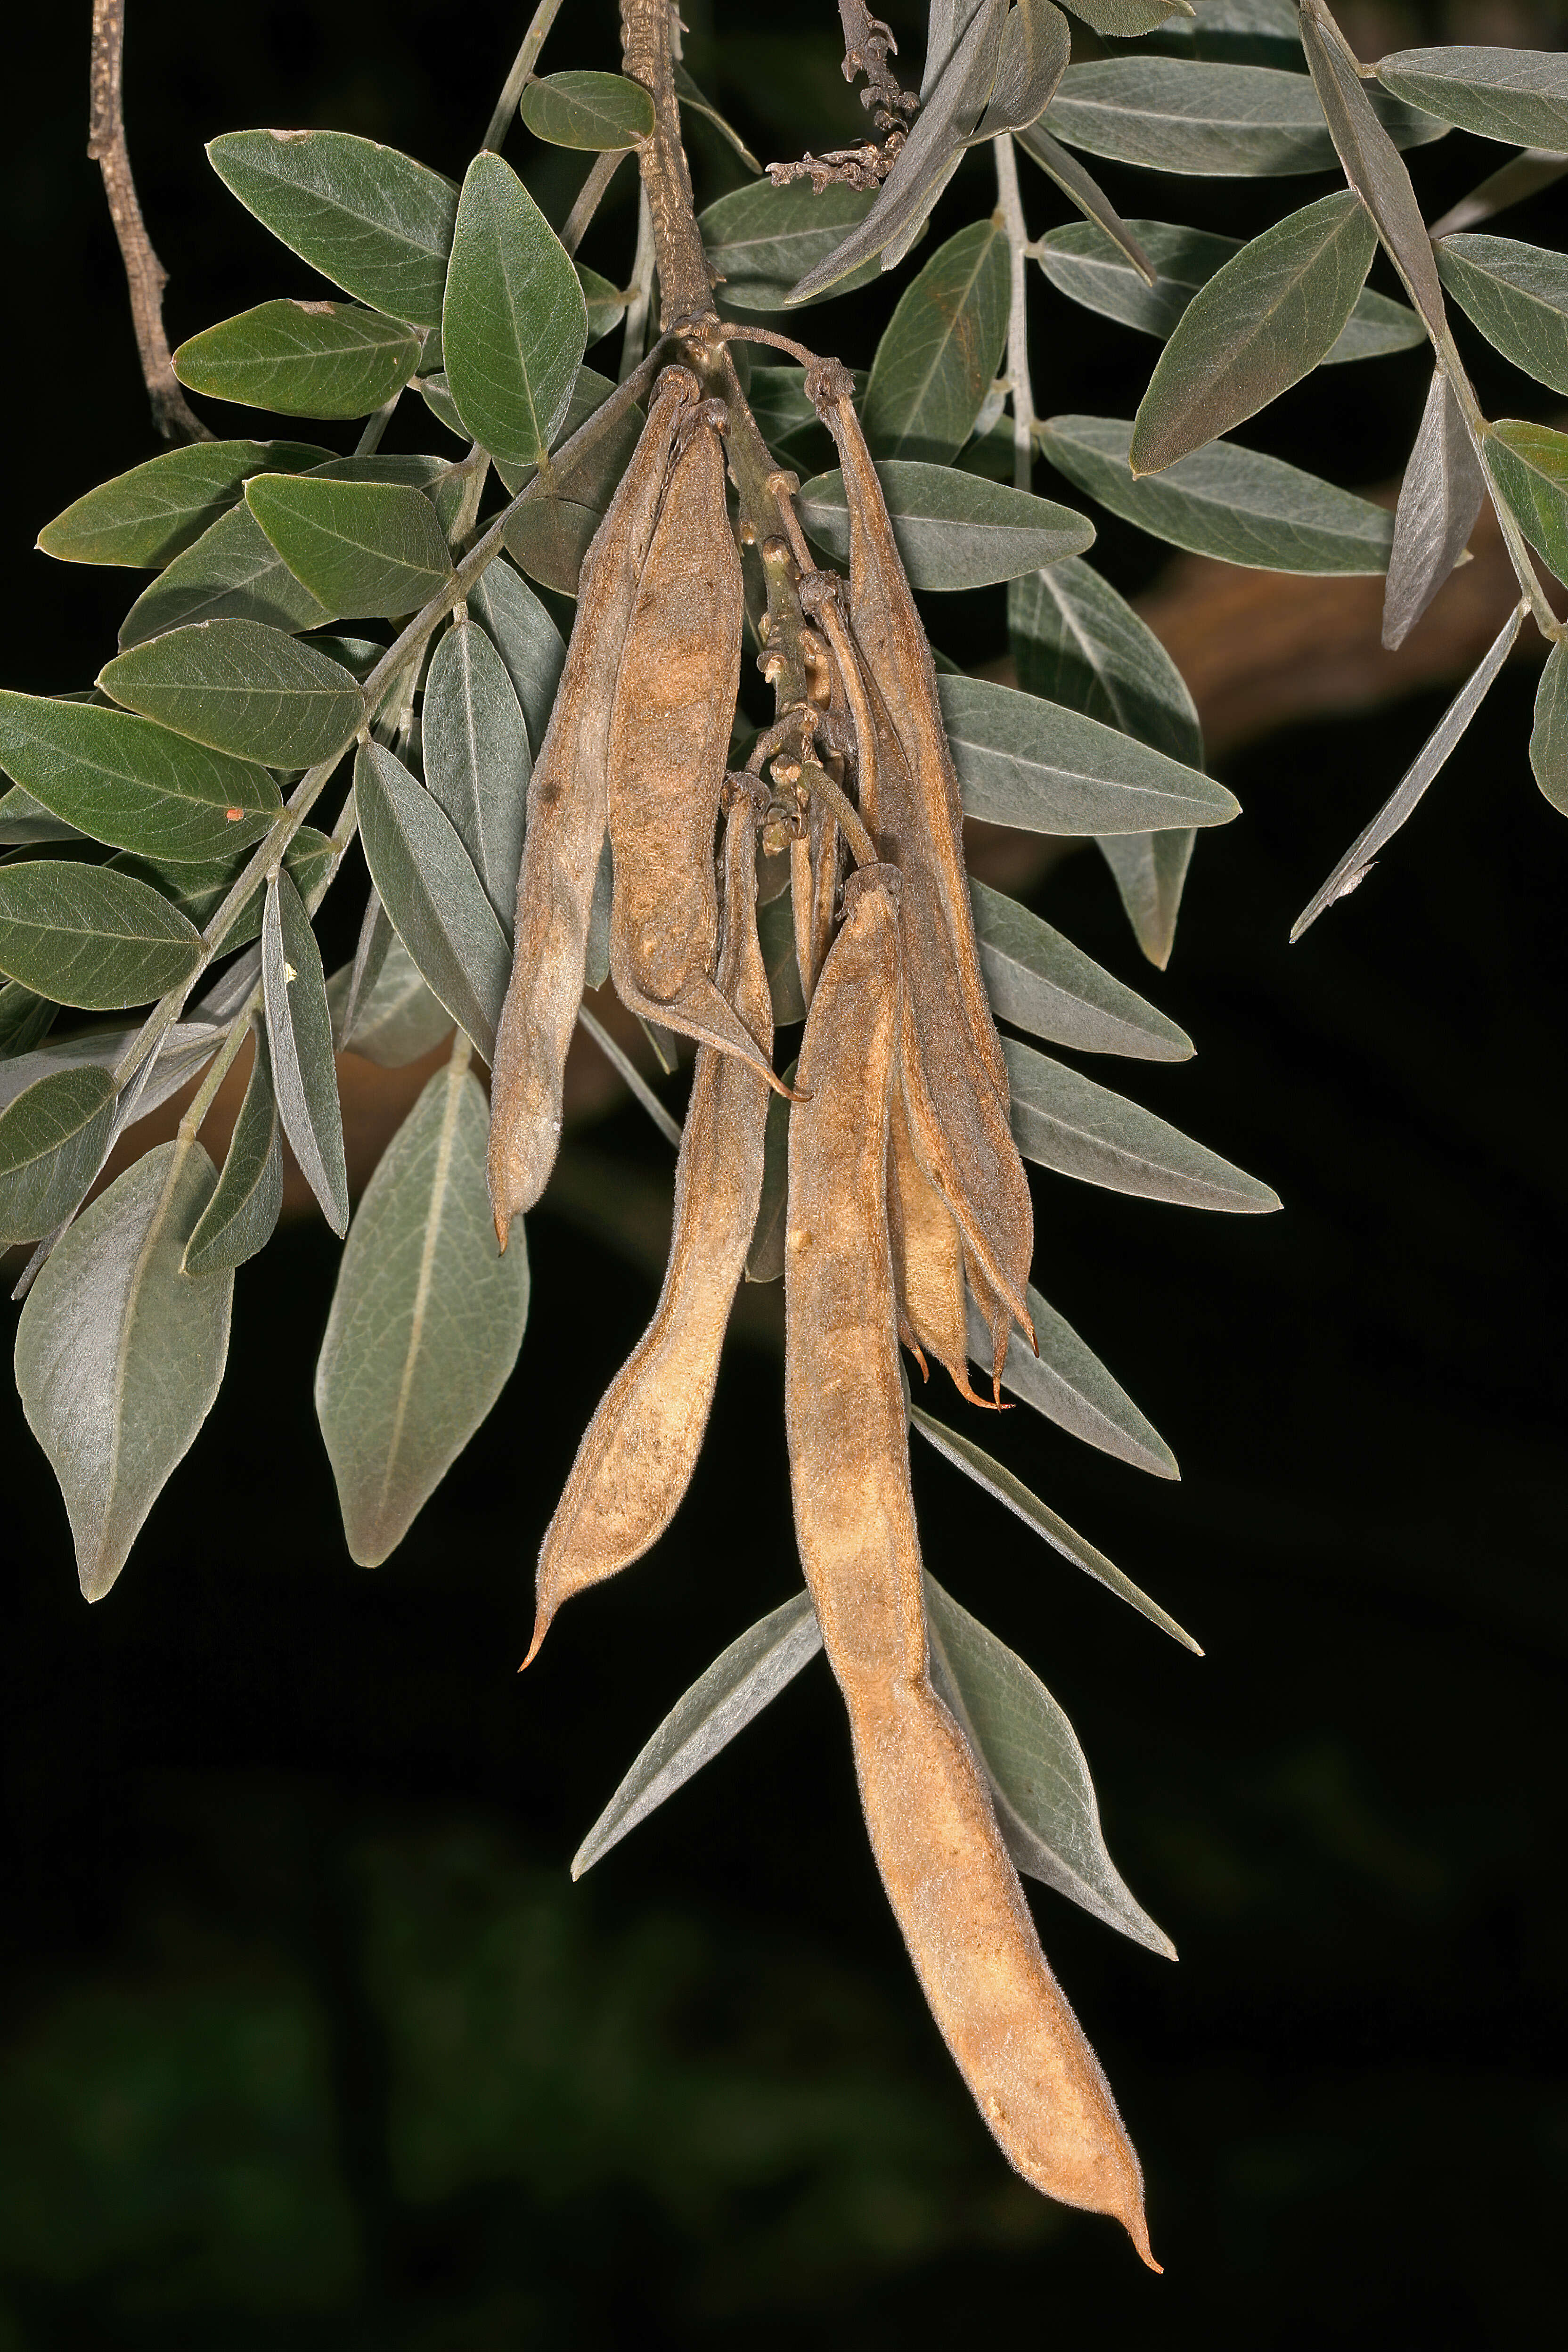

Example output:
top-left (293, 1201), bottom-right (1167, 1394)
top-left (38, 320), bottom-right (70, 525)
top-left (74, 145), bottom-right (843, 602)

top-left (520, 1611), bottom-right (550, 1673)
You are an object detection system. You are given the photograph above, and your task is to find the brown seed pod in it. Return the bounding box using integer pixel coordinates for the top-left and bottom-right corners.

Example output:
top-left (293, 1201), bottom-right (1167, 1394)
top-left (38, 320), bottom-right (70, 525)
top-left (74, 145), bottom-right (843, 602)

top-left (488, 365), bottom-right (700, 1247)
top-left (886, 1085), bottom-right (993, 1409)
top-left (607, 402), bottom-right (787, 1095)
top-left (526, 782), bottom-right (775, 1664)
top-left (784, 868), bottom-right (1154, 2265)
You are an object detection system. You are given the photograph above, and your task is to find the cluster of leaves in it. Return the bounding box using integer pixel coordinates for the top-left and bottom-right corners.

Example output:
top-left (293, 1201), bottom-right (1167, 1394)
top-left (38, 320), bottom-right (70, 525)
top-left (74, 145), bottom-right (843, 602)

top-left (2, 0), bottom-right (1566, 1971)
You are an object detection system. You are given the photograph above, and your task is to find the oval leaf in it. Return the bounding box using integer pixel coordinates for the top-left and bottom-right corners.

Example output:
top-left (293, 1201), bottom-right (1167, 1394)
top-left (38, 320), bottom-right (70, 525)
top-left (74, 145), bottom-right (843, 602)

top-left (354, 742), bottom-right (510, 1062)
top-left (38, 438), bottom-right (332, 570)
top-left (0, 693), bottom-right (282, 861)
top-left (1009, 556), bottom-right (1202, 767)
top-left (245, 473), bottom-right (453, 619)
top-left (1004, 1032), bottom-right (1280, 1209)
top-left (442, 152), bottom-right (587, 471)
top-left (1376, 45), bottom-right (1568, 153)
top-left (970, 877), bottom-right (1192, 1061)
top-left (262, 865), bottom-right (348, 1234)
top-left (315, 1053), bottom-right (530, 1566)
top-left (1041, 413), bottom-right (1395, 573)
top-left (207, 129), bottom-right (458, 327)
top-left (1016, 123), bottom-right (1158, 284)
top-left (977, 0), bottom-right (1073, 138)
top-left (99, 621), bottom-right (364, 770)
top-left (0, 1066), bottom-right (118, 1245)
top-left (0, 862), bottom-right (201, 1009)
top-left (698, 181), bottom-right (882, 312)
top-left (327, 930), bottom-right (455, 1069)
top-left (1381, 364), bottom-right (1486, 653)
top-left (421, 616), bottom-right (531, 923)
top-left (1045, 58), bottom-right (1446, 177)
top-left (520, 70), bottom-right (656, 150)
top-left (119, 499), bottom-right (338, 649)
top-left (1485, 418), bottom-right (1568, 585)
top-left (182, 1027), bottom-right (283, 1275)
top-left (1531, 639), bottom-right (1568, 819)
top-left (1298, 2), bottom-right (1446, 341)
top-left (173, 301), bottom-right (423, 418)
top-left (862, 220), bottom-right (1012, 465)
top-left (1437, 233), bottom-right (1568, 400)
top-left (939, 672), bottom-right (1238, 833)
top-left (15, 1140), bottom-right (232, 1601)
top-left (799, 461), bottom-right (1094, 590)
top-left (467, 554), bottom-right (567, 751)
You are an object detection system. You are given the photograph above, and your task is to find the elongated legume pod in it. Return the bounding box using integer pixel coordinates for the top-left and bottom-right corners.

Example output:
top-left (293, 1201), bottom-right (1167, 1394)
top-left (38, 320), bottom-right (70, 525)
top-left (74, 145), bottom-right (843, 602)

top-left (527, 784), bottom-right (775, 1663)
top-left (784, 867), bottom-right (1154, 2264)
top-left (607, 403), bottom-right (786, 1095)
top-left (488, 365), bottom-right (700, 1246)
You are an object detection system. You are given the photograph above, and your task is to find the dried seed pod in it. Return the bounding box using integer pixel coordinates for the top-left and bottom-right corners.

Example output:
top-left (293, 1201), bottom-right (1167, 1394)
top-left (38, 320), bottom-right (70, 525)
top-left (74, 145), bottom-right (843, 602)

top-left (886, 1086), bottom-right (991, 1409)
top-left (784, 869), bottom-right (1154, 2264)
top-left (527, 784), bottom-right (774, 1662)
top-left (488, 365), bottom-right (700, 1245)
top-left (607, 402), bottom-right (785, 1095)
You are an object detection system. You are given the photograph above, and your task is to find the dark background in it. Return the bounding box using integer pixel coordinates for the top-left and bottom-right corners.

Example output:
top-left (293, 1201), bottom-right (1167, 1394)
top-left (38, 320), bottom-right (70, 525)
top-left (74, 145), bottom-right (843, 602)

top-left (2, 3), bottom-right (1565, 2344)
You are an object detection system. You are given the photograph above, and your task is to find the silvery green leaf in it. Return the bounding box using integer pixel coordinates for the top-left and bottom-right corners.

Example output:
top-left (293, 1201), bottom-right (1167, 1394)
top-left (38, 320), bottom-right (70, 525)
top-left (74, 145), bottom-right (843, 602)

top-left (330, 889), bottom-right (393, 1051)
top-left (0, 982), bottom-right (56, 1056)
top-left (245, 473), bottom-right (453, 621)
top-left (173, 301), bottom-right (424, 418)
top-left (572, 1592), bottom-right (823, 1878)
top-left (1043, 58), bottom-right (1445, 178)
top-left (939, 673), bottom-right (1238, 833)
top-left (262, 866), bottom-right (348, 1234)
top-left (1015, 125), bottom-right (1157, 285)
top-left (923, 1568), bottom-right (1178, 1955)
top-left (862, 222), bottom-right (1012, 465)
top-left (964, 1276), bottom-right (1179, 1479)
top-left (798, 462), bottom-right (1093, 589)
top-left (15, 1140), bottom-right (232, 1600)
top-left (315, 1052), bottom-right (530, 1567)
top-left (923, 0), bottom-right (988, 102)
top-left (98, 621), bottom-right (364, 771)
top-left (0, 692), bottom-right (283, 862)
top-left (970, 877), bottom-right (1192, 1061)
top-left (0, 1065), bottom-right (117, 1245)
top-left (1429, 149), bottom-right (1568, 242)
top-left (1376, 46), bottom-right (1568, 153)
top-left (1041, 414), bottom-right (1395, 573)
top-left (576, 261), bottom-right (626, 344)
top-left (910, 1409), bottom-right (1199, 1648)
top-left (1094, 831), bottom-right (1197, 972)
top-left (1056, 0), bottom-right (1193, 33)
top-left (1131, 192), bottom-right (1377, 475)
top-left (976, 0), bottom-right (1071, 139)
top-left (118, 498), bottom-right (337, 649)
top-left (1484, 419), bottom-right (1568, 584)
top-left (1146, 0), bottom-right (1301, 67)
top-left (1004, 1032), bottom-right (1280, 1208)
top-left (785, 0), bottom-right (1006, 303)
top-left (442, 153), bottom-right (587, 471)
top-left (327, 931), bottom-right (454, 1068)
top-left (0, 862), bottom-right (202, 1010)
top-left (575, 1007), bottom-right (683, 1150)
top-left (697, 182), bottom-right (881, 312)
top-left (421, 617), bottom-right (530, 924)
top-left (1298, 1), bottom-right (1445, 342)
top-left (1436, 234), bottom-right (1568, 400)
top-left (37, 439), bottom-right (331, 570)
top-left (1529, 640), bottom-right (1568, 819)
top-left (1381, 365), bottom-right (1486, 653)
top-left (182, 1026), bottom-right (283, 1275)
top-left (1292, 601), bottom-right (1525, 943)
top-left (467, 555), bottom-right (566, 753)
top-left (207, 130), bottom-right (458, 327)
top-left (354, 742), bottom-right (509, 1061)
top-left (520, 70), bottom-right (655, 150)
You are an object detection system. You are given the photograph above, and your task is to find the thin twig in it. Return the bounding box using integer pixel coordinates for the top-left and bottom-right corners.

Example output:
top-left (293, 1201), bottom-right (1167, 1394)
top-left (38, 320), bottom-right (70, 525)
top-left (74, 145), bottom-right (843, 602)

top-left (561, 149), bottom-right (627, 258)
top-left (619, 184), bottom-right (657, 383)
top-left (576, 1006), bottom-right (683, 1149)
top-left (88, 0), bottom-right (210, 443)
top-left (482, 0), bottom-right (567, 152)
top-left (992, 137), bottom-right (1036, 495)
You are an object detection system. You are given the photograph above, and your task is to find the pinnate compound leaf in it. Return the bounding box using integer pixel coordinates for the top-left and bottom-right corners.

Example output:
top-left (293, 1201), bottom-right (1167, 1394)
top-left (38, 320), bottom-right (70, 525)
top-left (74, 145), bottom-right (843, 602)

top-left (0, 1067), bottom-right (117, 1244)
top-left (262, 866), bottom-right (348, 1234)
top-left (962, 1279), bottom-right (1178, 1479)
top-left (1381, 366), bottom-right (1486, 652)
top-left (15, 1140), bottom-right (232, 1601)
top-left (1485, 420), bottom-right (1568, 585)
top-left (977, 0), bottom-right (1072, 137)
top-left (573, 1592), bottom-right (824, 1878)
top-left (467, 555), bottom-right (566, 751)
top-left (327, 931), bottom-right (455, 1068)
top-left (0, 864), bottom-right (201, 1009)
top-left (520, 70), bottom-right (655, 149)
top-left (1436, 235), bottom-right (1568, 400)
top-left (0, 694), bottom-right (281, 862)
top-left (1042, 414), bottom-right (1394, 573)
top-left (1131, 192), bottom-right (1377, 475)
top-left (862, 221), bottom-right (1012, 465)
top-left (208, 129), bottom-right (458, 327)
top-left (922, 1568), bottom-right (1178, 1954)
top-left (315, 1052), bottom-right (530, 1567)
top-left (37, 439), bottom-right (331, 570)
top-left (119, 499), bottom-right (337, 648)
top-left (182, 1027), bottom-right (283, 1275)
top-left (1292, 601), bottom-right (1525, 943)
top-left (910, 1410), bottom-right (1198, 1648)
top-left (245, 473), bottom-right (453, 619)
top-left (1015, 125), bottom-right (1157, 285)
top-left (939, 672), bottom-right (1236, 834)
top-left (798, 462), bottom-right (1093, 589)
top-left (1297, 1), bottom-right (1445, 341)
top-left (98, 621), bottom-right (364, 771)
top-left (1043, 58), bottom-right (1445, 178)
top-left (970, 877), bottom-right (1192, 1060)
top-left (443, 152), bottom-right (586, 471)
top-left (354, 743), bottom-right (509, 1062)
top-left (697, 182), bottom-right (881, 312)
top-left (1004, 1031), bottom-right (1279, 1208)
top-left (1375, 46), bottom-right (1568, 153)
top-left (1530, 641), bottom-right (1568, 819)
top-left (173, 301), bottom-right (423, 418)
top-left (421, 617), bottom-right (530, 924)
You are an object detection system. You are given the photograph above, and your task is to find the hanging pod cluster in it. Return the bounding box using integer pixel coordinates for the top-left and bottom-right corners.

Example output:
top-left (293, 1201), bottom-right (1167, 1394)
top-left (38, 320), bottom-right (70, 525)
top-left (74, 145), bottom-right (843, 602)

top-left (488, 359), bottom-right (1153, 2265)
